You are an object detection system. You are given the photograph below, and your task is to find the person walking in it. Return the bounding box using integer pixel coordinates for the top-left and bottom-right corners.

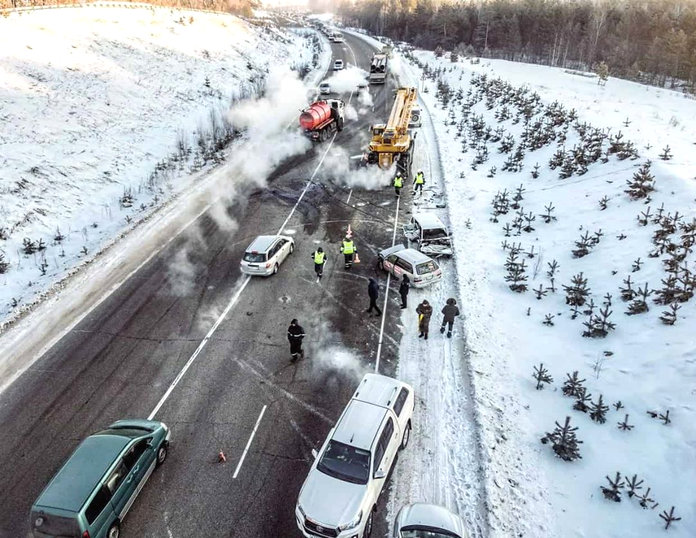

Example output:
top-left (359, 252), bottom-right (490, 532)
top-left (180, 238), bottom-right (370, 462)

top-left (412, 169), bottom-right (425, 196)
top-left (399, 275), bottom-right (410, 309)
top-left (287, 319), bottom-right (305, 362)
top-left (341, 236), bottom-right (356, 269)
top-left (393, 173), bottom-right (403, 197)
top-left (311, 247), bottom-right (326, 280)
top-left (416, 299), bottom-right (433, 339)
top-left (440, 297), bottom-right (460, 338)
top-left (366, 277), bottom-right (382, 317)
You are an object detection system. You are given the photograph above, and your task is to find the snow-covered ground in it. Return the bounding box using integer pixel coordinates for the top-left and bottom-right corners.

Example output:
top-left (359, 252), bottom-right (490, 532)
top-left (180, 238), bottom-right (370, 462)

top-left (387, 43), bottom-right (695, 537)
top-left (0, 6), bottom-right (323, 328)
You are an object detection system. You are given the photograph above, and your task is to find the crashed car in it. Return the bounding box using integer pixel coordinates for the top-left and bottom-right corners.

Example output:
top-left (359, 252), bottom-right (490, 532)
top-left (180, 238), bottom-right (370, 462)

top-left (403, 213), bottom-right (453, 257)
top-left (377, 245), bottom-right (442, 288)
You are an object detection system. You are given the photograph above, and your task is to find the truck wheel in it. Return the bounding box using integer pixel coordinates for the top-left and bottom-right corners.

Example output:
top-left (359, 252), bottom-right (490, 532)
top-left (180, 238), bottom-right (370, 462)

top-left (337, 118), bottom-right (344, 132)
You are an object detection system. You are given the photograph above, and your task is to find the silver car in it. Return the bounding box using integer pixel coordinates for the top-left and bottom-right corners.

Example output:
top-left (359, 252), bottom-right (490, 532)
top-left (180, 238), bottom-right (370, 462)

top-left (377, 245), bottom-right (442, 288)
top-left (403, 213), bottom-right (453, 257)
top-left (240, 235), bottom-right (294, 276)
top-left (393, 503), bottom-right (468, 537)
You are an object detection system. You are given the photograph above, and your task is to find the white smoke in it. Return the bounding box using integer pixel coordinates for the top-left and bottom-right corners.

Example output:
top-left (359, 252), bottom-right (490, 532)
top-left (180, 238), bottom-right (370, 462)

top-left (322, 146), bottom-right (396, 190)
top-left (304, 320), bottom-right (367, 384)
top-left (323, 65), bottom-right (369, 94)
top-left (357, 87), bottom-right (373, 108)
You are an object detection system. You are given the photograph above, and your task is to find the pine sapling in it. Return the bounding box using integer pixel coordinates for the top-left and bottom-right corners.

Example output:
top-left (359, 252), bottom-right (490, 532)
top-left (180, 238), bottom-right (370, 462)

top-left (638, 487), bottom-right (655, 509)
top-left (659, 145), bottom-right (672, 161)
top-left (632, 258), bottom-right (643, 272)
top-left (659, 303), bottom-right (680, 325)
top-left (659, 507), bottom-right (681, 529)
top-left (625, 283), bottom-right (651, 315)
top-left (563, 272), bottom-right (591, 306)
top-left (540, 203), bottom-right (557, 224)
top-left (562, 371), bottom-right (585, 397)
top-left (533, 363), bottom-right (553, 389)
top-left (659, 410), bottom-right (671, 425)
top-left (613, 400), bottom-right (624, 411)
top-left (573, 386), bottom-right (592, 413)
top-left (625, 474), bottom-right (643, 498)
top-left (541, 416), bottom-right (582, 461)
top-left (617, 414), bottom-right (634, 431)
top-left (601, 472), bottom-right (624, 502)
top-left (543, 313), bottom-right (555, 326)
top-left (599, 195), bottom-right (609, 210)
top-left (589, 394), bottom-right (609, 423)
top-left (619, 275), bottom-right (636, 301)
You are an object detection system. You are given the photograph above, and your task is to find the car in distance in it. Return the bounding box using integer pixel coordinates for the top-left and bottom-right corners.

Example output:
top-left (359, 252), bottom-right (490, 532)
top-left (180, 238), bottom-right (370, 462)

top-left (240, 235), bottom-right (294, 276)
top-left (377, 245), bottom-right (442, 287)
top-left (31, 419), bottom-right (170, 538)
top-left (393, 503), bottom-right (468, 538)
top-left (333, 59), bottom-right (344, 70)
top-left (320, 81), bottom-right (331, 95)
top-left (296, 373), bottom-right (415, 538)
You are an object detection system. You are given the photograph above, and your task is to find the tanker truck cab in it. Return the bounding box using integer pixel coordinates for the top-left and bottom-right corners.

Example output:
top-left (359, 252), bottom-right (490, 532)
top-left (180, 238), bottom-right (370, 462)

top-left (299, 99), bottom-right (345, 143)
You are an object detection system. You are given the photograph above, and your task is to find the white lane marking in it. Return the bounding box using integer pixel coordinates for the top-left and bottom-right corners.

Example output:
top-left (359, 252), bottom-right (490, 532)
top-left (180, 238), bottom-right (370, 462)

top-left (277, 132), bottom-right (337, 235)
top-left (346, 189), bottom-right (353, 203)
top-left (233, 404), bottom-right (268, 479)
top-left (148, 275), bottom-right (251, 419)
top-left (375, 193), bottom-right (401, 373)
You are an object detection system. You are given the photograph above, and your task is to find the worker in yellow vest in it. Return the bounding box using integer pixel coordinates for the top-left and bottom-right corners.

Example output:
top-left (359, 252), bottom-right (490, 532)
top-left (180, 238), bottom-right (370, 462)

top-left (311, 247), bottom-right (326, 280)
top-left (413, 170), bottom-right (425, 195)
top-left (340, 236), bottom-right (356, 269)
top-left (393, 173), bottom-right (403, 197)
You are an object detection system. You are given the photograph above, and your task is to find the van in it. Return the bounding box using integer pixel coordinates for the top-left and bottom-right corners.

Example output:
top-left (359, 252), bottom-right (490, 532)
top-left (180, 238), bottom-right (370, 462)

top-left (403, 213), bottom-right (453, 256)
top-left (377, 245), bottom-right (443, 287)
top-left (30, 419), bottom-right (170, 538)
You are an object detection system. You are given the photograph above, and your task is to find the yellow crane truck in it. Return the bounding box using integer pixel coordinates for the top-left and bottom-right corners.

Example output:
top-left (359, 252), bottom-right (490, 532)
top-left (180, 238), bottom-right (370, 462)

top-left (366, 86), bottom-right (417, 178)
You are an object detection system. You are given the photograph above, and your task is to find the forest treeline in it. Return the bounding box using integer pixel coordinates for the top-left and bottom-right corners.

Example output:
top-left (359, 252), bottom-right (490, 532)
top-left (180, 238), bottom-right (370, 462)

top-left (338, 0), bottom-right (696, 92)
top-left (0, 0), bottom-right (254, 17)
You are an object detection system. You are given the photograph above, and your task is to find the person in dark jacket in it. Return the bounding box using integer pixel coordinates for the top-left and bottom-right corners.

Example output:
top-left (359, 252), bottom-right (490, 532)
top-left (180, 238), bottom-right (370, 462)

top-left (416, 300), bottom-right (433, 339)
top-left (287, 319), bottom-right (305, 361)
top-left (366, 277), bottom-right (382, 316)
top-left (440, 298), bottom-right (460, 338)
top-left (399, 275), bottom-right (410, 309)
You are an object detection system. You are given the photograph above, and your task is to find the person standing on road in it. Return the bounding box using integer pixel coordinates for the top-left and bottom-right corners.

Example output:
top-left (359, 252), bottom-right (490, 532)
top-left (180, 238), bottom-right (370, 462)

top-left (393, 173), bottom-right (403, 197)
top-left (412, 170), bottom-right (425, 196)
top-left (399, 275), bottom-right (410, 309)
top-left (341, 236), bottom-right (356, 269)
top-left (287, 319), bottom-right (305, 362)
top-left (366, 277), bottom-right (382, 317)
top-left (416, 299), bottom-right (433, 339)
top-left (440, 298), bottom-right (460, 338)
top-left (311, 247), bottom-right (326, 280)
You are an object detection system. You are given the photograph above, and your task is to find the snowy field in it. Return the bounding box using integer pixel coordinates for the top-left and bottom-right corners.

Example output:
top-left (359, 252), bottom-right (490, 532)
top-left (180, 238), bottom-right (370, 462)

top-left (0, 6), bottom-right (321, 328)
top-left (390, 45), bottom-right (695, 537)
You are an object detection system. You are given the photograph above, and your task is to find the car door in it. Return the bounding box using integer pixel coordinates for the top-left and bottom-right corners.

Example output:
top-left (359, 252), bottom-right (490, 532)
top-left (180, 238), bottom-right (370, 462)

top-left (118, 438), bottom-right (153, 518)
top-left (383, 254), bottom-right (398, 275)
top-left (372, 417), bottom-right (397, 495)
top-left (395, 257), bottom-right (414, 280)
top-left (392, 387), bottom-right (412, 435)
top-left (279, 239), bottom-right (290, 263)
top-left (104, 459), bottom-right (131, 518)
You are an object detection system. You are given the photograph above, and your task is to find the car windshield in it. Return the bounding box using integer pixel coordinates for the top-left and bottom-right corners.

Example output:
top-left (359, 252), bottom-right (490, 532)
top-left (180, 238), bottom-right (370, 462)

top-left (416, 260), bottom-right (439, 275)
top-left (422, 228), bottom-right (448, 240)
top-left (400, 529), bottom-right (460, 538)
top-left (243, 252), bottom-right (266, 263)
top-left (316, 440), bottom-right (370, 485)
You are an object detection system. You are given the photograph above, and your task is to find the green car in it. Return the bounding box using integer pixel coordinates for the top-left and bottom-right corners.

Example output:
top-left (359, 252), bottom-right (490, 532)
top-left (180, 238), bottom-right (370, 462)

top-left (30, 419), bottom-right (170, 538)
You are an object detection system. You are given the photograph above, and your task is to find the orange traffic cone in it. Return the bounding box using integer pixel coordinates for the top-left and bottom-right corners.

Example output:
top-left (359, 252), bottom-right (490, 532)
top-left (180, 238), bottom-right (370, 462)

top-left (218, 451), bottom-right (227, 463)
top-left (354, 253), bottom-right (361, 264)
top-left (346, 224), bottom-right (353, 238)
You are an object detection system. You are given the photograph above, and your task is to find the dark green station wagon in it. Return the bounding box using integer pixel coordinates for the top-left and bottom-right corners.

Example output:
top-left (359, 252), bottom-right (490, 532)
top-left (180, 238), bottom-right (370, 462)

top-left (30, 419), bottom-right (170, 538)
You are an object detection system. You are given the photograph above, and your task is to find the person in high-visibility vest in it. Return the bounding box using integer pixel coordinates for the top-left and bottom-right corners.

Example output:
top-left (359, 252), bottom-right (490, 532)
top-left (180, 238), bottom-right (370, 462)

top-left (393, 173), bottom-right (403, 197)
top-left (413, 170), bottom-right (425, 195)
top-left (311, 247), bottom-right (326, 279)
top-left (340, 236), bottom-right (356, 269)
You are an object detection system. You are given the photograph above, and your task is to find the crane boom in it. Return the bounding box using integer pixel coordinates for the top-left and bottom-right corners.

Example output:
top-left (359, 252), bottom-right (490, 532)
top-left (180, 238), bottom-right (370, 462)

top-left (367, 87), bottom-right (417, 175)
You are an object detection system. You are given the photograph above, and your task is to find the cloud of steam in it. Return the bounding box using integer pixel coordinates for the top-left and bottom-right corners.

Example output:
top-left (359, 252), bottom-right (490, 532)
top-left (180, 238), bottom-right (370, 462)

top-left (357, 87), bottom-right (373, 108)
top-left (323, 65), bottom-right (369, 94)
top-left (304, 320), bottom-right (367, 385)
top-left (321, 146), bottom-right (396, 190)
top-left (166, 241), bottom-right (201, 297)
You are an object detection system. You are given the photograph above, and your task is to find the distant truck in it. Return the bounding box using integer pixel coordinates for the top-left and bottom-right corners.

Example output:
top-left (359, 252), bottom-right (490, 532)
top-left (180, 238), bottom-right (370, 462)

top-left (329, 31), bottom-right (344, 43)
top-left (369, 53), bottom-right (388, 84)
top-left (299, 99), bottom-right (345, 142)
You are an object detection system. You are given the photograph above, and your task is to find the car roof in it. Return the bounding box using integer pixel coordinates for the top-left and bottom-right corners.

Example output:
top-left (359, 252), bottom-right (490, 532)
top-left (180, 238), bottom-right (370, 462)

top-left (412, 212), bottom-right (447, 229)
top-left (246, 235), bottom-right (281, 253)
top-left (332, 399), bottom-right (386, 451)
top-left (35, 435), bottom-right (131, 513)
top-left (397, 503), bottom-right (467, 536)
top-left (395, 247), bottom-right (433, 264)
top-left (353, 373), bottom-right (406, 408)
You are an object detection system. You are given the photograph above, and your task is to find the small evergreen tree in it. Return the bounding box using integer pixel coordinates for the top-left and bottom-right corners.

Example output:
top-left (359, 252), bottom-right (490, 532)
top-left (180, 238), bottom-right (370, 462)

top-left (625, 160), bottom-right (655, 200)
top-left (541, 416), bottom-right (582, 461)
top-left (595, 61), bottom-right (609, 85)
top-left (589, 394), bottom-right (609, 423)
top-left (600, 472), bottom-right (624, 502)
top-left (533, 363), bottom-right (553, 389)
top-left (563, 273), bottom-right (591, 306)
top-left (562, 371), bottom-right (586, 397)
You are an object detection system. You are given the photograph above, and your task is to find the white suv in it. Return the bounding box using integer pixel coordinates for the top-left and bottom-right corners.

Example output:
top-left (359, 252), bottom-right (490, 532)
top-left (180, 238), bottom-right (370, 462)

top-left (239, 235), bottom-right (294, 276)
top-left (296, 374), bottom-right (415, 538)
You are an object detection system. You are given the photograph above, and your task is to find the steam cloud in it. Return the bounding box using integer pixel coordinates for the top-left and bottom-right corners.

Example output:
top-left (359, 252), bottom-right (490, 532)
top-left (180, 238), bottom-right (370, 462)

top-left (322, 146), bottom-right (396, 190)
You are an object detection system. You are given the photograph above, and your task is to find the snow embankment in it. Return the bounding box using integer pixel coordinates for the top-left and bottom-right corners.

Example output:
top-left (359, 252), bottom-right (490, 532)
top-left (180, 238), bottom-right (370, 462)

top-left (405, 49), bottom-right (695, 538)
top-left (0, 6), bottom-right (322, 327)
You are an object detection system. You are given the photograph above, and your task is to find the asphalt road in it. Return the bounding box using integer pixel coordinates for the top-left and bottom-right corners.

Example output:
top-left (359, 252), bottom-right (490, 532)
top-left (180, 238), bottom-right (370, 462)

top-left (0, 34), bottom-right (414, 537)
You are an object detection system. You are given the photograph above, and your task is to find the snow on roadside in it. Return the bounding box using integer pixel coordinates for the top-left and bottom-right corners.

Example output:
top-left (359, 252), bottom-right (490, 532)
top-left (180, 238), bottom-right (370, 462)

top-left (400, 48), bottom-right (696, 538)
top-left (0, 6), bottom-right (323, 327)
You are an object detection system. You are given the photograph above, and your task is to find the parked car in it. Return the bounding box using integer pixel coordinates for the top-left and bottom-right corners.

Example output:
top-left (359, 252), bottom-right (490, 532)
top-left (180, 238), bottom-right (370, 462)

top-left (403, 213), bottom-right (453, 257)
top-left (377, 245), bottom-right (442, 287)
top-left (319, 81), bottom-right (331, 95)
top-left (296, 374), bottom-right (415, 538)
top-left (333, 59), bottom-right (344, 70)
top-left (31, 419), bottom-right (170, 538)
top-left (240, 235), bottom-right (294, 276)
top-left (393, 503), bottom-right (469, 538)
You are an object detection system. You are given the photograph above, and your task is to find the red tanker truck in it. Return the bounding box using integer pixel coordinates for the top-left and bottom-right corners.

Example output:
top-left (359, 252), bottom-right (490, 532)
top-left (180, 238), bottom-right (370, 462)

top-left (299, 99), bottom-right (345, 142)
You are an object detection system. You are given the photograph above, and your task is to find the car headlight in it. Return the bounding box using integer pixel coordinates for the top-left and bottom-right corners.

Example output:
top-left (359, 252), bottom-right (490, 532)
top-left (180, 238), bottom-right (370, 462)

top-left (338, 510), bottom-right (362, 532)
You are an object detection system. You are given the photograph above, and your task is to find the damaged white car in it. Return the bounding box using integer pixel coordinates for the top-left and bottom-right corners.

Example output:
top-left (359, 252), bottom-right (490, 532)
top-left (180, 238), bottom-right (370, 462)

top-left (403, 213), bottom-right (453, 257)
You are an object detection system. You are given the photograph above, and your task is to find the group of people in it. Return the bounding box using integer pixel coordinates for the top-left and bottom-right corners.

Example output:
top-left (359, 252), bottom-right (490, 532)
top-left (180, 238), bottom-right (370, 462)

top-left (393, 169), bottom-right (425, 197)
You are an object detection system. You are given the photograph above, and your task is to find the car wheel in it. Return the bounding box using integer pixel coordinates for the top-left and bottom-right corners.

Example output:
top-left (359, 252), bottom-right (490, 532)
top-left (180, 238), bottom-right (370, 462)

top-left (273, 263), bottom-right (279, 275)
top-left (363, 510), bottom-right (374, 538)
top-left (156, 442), bottom-right (168, 467)
top-left (289, 243), bottom-right (294, 254)
top-left (107, 523), bottom-right (120, 538)
top-left (401, 421), bottom-right (411, 450)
